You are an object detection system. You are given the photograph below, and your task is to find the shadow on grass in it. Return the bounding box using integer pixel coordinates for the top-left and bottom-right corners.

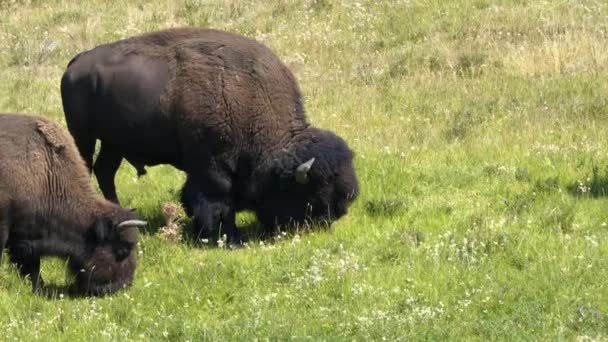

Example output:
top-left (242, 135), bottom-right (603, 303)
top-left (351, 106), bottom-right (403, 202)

top-left (34, 283), bottom-right (93, 300)
top-left (181, 219), bottom-right (332, 249)
top-left (134, 197), bottom-right (339, 247)
top-left (566, 166), bottom-right (608, 198)
top-left (35, 283), bottom-right (78, 299)
top-left (35, 283), bottom-right (137, 300)
top-left (181, 220), bottom-right (264, 247)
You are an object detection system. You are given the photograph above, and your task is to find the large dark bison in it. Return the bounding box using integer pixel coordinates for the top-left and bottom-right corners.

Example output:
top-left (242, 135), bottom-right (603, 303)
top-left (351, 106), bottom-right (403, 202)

top-left (61, 28), bottom-right (359, 242)
top-left (0, 113), bottom-right (146, 295)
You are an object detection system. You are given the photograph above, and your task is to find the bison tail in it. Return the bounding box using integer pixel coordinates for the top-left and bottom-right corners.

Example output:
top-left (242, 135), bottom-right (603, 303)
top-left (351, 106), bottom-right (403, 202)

top-left (60, 64), bottom-right (98, 172)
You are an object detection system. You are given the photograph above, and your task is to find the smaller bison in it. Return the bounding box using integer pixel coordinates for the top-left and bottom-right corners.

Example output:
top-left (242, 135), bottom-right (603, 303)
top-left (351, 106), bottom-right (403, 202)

top-left (0, 113), bottom-right (146, 295)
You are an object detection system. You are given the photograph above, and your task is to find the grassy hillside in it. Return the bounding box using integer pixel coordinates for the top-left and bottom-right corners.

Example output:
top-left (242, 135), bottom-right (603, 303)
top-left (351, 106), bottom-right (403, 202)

top-left (1, 0), bottom-right (608, 340)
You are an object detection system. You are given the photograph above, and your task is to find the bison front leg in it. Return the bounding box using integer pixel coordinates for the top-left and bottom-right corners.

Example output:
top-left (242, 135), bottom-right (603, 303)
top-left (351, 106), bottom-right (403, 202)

top-left (221, 209), bottom-right (243, 247)
top-left (9, 241), bottom-right (44, 291)
top-left (189, 197), bottom-right (240, 244)
top-left (94, 142), bottom-right (123, 203)
top-left (181, 170), bottom-right (243, 245)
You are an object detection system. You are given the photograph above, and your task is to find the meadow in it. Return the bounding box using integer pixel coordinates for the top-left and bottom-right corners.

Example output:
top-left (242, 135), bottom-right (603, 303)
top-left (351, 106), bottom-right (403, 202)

top-left (1, 0), bottom-right (608, 340)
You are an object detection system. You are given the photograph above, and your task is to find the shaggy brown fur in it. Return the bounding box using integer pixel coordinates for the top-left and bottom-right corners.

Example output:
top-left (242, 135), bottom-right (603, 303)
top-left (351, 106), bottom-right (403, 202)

top-left (0, 113), bottom-right (143, 295)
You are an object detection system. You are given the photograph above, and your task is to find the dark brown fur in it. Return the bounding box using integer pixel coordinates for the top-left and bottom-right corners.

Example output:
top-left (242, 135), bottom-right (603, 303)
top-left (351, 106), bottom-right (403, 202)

top-left (0, 113), bottom-right (141, 295)
top-left (62, 28), bottom-right (359, 242)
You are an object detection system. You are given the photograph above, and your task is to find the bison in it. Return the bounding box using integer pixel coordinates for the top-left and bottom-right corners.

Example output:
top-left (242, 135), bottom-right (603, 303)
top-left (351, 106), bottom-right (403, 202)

top-left (61, 28), bottom-right (359, 242)
top-left (0, 113), bottom-right (146, 295)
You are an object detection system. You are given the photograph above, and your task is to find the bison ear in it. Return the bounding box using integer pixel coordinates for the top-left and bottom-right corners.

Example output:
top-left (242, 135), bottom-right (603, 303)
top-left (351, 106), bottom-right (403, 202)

top-left (92, 218), bottom-right (113, 242)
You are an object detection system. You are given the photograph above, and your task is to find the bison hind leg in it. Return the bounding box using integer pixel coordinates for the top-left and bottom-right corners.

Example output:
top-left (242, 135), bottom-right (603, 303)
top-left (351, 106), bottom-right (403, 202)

top-left (93, 142), bottom-right (124, 203)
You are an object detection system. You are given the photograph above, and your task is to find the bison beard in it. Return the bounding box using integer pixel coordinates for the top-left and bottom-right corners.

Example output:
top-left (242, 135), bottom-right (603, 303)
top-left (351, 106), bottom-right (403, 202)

top-left (71, 245), bottom-right (137, 296)
top-left (72, 221), bottom-right (139, 296)
top-left (61, 28), bottom-right (359, 243)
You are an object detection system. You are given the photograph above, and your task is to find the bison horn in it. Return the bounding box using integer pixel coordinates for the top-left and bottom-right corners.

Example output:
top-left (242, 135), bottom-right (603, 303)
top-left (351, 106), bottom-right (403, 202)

top-left (116, 219), bottom-right (148, 228)
top-left (295, 158), bottom-right (315, 184)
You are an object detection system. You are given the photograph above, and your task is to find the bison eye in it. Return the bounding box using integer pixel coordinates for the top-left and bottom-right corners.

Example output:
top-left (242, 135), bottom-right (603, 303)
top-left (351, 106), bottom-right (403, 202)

top-left (113, 242), bottom-right (133, 261)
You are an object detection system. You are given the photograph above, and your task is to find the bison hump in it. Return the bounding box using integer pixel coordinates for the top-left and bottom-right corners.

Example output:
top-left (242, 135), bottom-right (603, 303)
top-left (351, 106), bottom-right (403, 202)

top-left (35, 120), bottom-right (67, 152)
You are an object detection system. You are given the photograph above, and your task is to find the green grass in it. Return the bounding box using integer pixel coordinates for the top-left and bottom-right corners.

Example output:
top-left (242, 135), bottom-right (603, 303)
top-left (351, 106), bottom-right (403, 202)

top-left (1, 0), bottom-right (608, 340)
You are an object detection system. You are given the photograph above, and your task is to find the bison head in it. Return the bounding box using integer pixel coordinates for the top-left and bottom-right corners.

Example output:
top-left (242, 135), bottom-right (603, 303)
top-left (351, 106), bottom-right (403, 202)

top-left (71, 213), bottom-right (146, 296)
top-left (179, 127), bottom-right (358, 240)
top-left (255, 127), bottom-right (359, 234)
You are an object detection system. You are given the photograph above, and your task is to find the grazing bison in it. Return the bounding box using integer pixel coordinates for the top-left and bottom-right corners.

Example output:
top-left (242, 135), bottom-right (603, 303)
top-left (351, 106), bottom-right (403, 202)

top-left (0, 113), bottom-right (146, 295)
top-left (61, 28), bottom-right (359, 242)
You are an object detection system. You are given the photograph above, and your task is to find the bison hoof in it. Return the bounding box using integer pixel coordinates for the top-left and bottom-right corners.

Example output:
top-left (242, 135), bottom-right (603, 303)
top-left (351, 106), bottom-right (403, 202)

top-left (228, 240), bottom-right (246, 249)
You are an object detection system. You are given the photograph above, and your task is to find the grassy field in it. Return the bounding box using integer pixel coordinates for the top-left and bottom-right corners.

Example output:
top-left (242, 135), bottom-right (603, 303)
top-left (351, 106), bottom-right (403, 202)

top-left (1, 0), bottom-right (608, 340)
